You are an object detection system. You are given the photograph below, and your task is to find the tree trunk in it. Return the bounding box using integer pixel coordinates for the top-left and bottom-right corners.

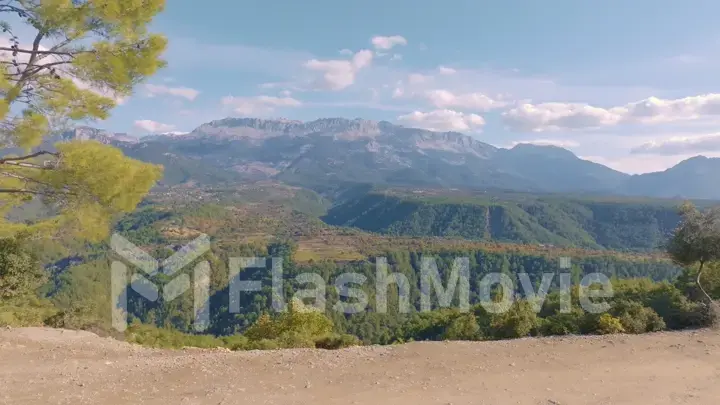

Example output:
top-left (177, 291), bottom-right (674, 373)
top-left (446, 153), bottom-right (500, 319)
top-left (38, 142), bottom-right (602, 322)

top-left (695, 261), bottom-right (720, 316)
top-left (696, 260), bottom-right (715, 304)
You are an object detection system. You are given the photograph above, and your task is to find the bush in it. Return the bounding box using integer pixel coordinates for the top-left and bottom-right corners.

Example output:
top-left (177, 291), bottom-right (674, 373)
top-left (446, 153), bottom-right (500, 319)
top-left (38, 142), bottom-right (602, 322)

top-left (221, 334), bottom-right (250, 350)
top-left (614, 280), bottom-right (704, 330)
top-left (595, 314), bottom-right (625, 335)
top-left (0, 238), bottom-right (46, 300)
top-left (0, 296), bottom-right (57, 327)
top-left (125, 324), bottom-right (228, 349)
top-left (441, 313), bottom-right (481, 341)
top-left (612, 301), bottom-right (666, 334)
top-left (244, 299), bottom-right (336, 348)
top-left (246, 339), bottom-right (281, 350)
top-left (43, 301), bottom-right (105, 331)
top-left (490, 301), bottom-right (540, 339)
top-left (539, 309), bottom-right (585, 336)
top-left (314, 333), bottom-right (361, 349)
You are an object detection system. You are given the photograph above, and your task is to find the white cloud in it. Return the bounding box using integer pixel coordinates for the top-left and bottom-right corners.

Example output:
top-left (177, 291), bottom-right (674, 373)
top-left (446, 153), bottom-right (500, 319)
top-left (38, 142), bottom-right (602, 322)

top-left (0, 37), bottom-right (127, 105)
top-left (425, 89), bottom-right (506, 112)
top-left (503, 102), bottom-right (623, 132)
top-left (408, 73), bottom-right (432, 85)
top-left (511, 139), bottom-right (580, 148)
top-left (134, 120), bottom-right (176, 133)
top-left (438, 66), bottom-right (457, 75)
top-left (397, 109), bottom-right (486, 132)
top-left (630, 133), bottom-right (720, 155)
top-left (338, 48), bottom-right (354, 56)
top-left (279, 90), bottom-right (292, 97)
top-left (222, 95), bottom-right (302, 115)
top-left (144, 84), bottom-right (200, 101)
top-left (503, 93), bottom-right (720, 132)
top-left (623, 94), bottom-right (720, 123)
top-left (304, 50), bottom-right (373, 90)
top-left (390, 54), bottom-right (403, 61)
top-left (371, 35), bottom-right (408, 51)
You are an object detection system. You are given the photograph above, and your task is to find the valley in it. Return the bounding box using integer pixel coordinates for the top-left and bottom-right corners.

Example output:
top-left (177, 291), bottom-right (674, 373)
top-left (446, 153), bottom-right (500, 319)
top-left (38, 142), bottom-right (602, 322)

top-left (4, 3), bottom-right (720, 404)
top-left (6, 117), bottom-right (716, 347)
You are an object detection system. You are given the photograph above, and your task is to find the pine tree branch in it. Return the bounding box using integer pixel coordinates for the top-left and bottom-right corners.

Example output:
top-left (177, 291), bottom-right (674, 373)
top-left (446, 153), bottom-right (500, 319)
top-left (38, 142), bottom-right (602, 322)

top-left (0, 170), bottom-right (52, 187)
top-left (0, 160), bottom-right (49, 169)
top-left (0, 188), bottom-right (47, 195)
top-left (0, 47), bottom-right (88, 57)
top-left (0, 150), bottom-right (60, 162)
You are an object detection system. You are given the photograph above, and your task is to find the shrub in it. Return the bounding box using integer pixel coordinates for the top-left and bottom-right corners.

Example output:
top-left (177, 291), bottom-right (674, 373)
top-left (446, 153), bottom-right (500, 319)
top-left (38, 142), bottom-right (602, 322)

top-left (43, 301), bottom-right (105, 331)
top-left (124, 324), bottom-right (227, 349)
top-left (244, 299), bottom-right (335, 348)
top-left (490, 300), bottom-right (540, 339)
top-left (441, 313), bottom-right (481, 341)
top-left (314, 333), bottom-right (361, 349)
top-left (612, 301), bottom-right (666, 334)
top-left (595, 314), bottom-right (625, 335)
top-left (539, 309), bottom-right (585, 336)
top-left (246, 339), bottom-right (281, 350)
top-left (0, 296), bottom-right (57, 327)
top-left (0, 238), bottom-right (46, 300)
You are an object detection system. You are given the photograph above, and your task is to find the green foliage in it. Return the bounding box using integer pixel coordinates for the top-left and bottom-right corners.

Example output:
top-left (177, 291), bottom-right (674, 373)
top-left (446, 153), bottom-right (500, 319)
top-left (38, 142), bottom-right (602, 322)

top-left (125, 323), bottom-right (233, 349)
top-left (4, 196), bottom-right (719, 350)
top-left (539, 309), bottom-right (585, 336)
top-left (0, 0), bottom-right (166, 241)
top-left (612, 301), bottom-right (666, 334)
top-left (0, 295), bottom-right (57, 327)
top-left (43, 301), bottom-right (104, 331)
top-left (314, 333), bottom-right (361, 349)
top-left (0, 238), bottom-right (46, 299)
top-left (595, 314), bottom-right (625, 335)
top-left (441, 313), bottom-right (481, 341)
top-left (667, 203), bottom-right (720, 267)
top-left (490, 301), bottom-right (540, 339)
top-left (400, 309), bottom-right (472, 341)
top-left (323, 191), bottom-right (684, 251)
top-left (666, 202), bottom-right (720, 306)
top-left (244, 299), bottom-right (335, 348)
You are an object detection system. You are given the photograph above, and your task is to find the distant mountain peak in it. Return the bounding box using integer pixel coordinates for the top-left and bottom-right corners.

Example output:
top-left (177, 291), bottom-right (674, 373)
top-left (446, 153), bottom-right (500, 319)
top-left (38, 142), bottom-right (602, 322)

top-left (509, 143), bottom-right (578, 159)
top-left (58, 126), bottom-right (137, 144)
top-left (191, 116), bottom-right (383, 140)
top-left (30, 117), bottom-right (720, 200)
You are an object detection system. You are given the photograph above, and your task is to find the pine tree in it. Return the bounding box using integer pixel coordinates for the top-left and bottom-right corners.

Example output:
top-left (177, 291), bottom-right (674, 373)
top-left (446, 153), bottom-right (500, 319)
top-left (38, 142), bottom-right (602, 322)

top-left (0, 0), bottom-right (166, 241)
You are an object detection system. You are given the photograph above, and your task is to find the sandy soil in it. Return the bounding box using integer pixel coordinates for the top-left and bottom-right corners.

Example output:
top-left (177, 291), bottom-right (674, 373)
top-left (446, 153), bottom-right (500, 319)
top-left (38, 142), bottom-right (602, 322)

top-left (1, 327), bottom-right (719, 405)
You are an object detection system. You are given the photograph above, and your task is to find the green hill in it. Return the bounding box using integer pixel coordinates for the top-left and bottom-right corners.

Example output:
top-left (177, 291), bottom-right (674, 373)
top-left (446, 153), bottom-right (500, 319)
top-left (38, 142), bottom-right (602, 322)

top-left (322, 189), bottom-right (690, 251)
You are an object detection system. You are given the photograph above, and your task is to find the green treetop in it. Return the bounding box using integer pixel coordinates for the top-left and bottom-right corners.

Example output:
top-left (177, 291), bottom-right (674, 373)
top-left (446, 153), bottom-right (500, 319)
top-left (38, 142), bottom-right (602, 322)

top-left (0, 0), bottom-right (166, 241)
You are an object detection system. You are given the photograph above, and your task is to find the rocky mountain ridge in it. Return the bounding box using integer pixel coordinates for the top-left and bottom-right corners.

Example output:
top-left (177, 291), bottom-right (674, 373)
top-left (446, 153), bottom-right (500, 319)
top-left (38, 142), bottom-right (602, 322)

top-left (33, 118), bottom-right (720, 200)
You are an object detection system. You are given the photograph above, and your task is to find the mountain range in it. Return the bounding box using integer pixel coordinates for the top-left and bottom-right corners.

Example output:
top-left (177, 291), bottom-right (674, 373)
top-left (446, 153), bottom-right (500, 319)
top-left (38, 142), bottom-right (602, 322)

top-left (27, 118), bottom-right (720, 200)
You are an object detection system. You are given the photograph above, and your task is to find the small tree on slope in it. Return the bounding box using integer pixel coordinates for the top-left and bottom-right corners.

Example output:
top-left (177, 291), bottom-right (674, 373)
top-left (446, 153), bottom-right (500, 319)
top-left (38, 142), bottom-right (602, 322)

top-left (666, 202), bottom-right (720, 321)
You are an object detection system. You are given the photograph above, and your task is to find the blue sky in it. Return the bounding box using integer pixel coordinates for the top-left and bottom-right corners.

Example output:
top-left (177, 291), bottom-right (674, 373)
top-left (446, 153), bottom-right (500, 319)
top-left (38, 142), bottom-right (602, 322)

top-left (87, 1), bottom-right (720, 173)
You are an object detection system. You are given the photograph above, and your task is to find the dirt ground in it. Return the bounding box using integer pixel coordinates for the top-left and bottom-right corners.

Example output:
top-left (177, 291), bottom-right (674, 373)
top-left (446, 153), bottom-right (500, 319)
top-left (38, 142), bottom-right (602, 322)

top-left (1, 327), bottom-right (719, 405)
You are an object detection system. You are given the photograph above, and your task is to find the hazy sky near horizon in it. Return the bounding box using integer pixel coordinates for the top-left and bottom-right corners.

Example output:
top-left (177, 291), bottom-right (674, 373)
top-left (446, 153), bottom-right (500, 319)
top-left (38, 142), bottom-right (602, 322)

top-left (21, 1), bottom-right (720, 174)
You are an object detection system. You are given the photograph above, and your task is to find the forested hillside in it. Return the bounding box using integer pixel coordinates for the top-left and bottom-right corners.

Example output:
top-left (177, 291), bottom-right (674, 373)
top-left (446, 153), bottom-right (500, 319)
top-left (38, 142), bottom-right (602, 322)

top-left (6, 186), bottom-right (720, 351)
top-left (323, 189), bottom-right (688, 251)
top-left (43, 238), bottom-right (684, 345)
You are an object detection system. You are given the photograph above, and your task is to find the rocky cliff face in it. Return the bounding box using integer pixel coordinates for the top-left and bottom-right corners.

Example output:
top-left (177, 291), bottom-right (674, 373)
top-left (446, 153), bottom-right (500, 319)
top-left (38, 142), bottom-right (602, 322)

top-left (24, 117), bottom-right (720, 199)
